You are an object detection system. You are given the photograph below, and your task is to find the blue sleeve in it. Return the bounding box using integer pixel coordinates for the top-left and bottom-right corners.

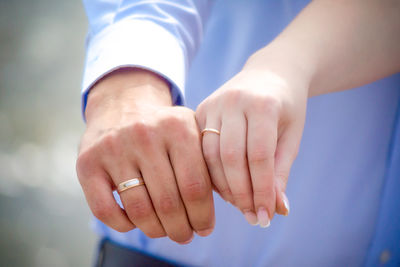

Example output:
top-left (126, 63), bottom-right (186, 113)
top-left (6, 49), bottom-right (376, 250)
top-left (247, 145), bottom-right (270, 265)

top-left (81, 0), bottom-right (214, 119)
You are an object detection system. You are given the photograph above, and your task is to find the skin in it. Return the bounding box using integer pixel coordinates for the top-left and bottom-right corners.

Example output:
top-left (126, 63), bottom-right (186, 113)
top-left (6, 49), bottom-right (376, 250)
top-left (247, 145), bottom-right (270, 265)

top-left (77, 68), bottom-right (215, 244)
top-left (196, 0), bottom-right (400, 226)
top-left (77, 0), bottom-right (400, 243)
top-left (196, 64), bottom-right (307, 226)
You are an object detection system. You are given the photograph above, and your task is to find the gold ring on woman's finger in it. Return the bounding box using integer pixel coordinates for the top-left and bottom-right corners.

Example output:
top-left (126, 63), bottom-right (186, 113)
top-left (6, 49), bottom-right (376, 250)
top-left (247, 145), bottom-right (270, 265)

top-left (201, 128), bottom-right (220, 136)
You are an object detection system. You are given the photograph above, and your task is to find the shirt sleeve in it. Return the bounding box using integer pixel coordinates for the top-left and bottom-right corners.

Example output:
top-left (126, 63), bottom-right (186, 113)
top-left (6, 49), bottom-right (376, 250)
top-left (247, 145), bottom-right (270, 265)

top-left (81, 0), bottom-right (214, 118)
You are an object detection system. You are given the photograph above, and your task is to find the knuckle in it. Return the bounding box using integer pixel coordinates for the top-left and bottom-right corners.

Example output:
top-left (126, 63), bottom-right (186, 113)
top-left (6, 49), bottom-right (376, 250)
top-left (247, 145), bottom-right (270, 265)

top-left (76, 150), bottom-right (94, 178)
top-left (196, 98), bottom-right (215, 123)
top-left (180, 179), bottom-right (209, 202)
top-left (100, 132), bottom-right (121, 155)
top-left (225, 88), bottom-right (243, 105)
top-left (129, 121), bottom-right (155, 145)
top-left (195, 102), bottom-right (205, 117)
top-left (157, 193), bottom-right (180, 215)
top-left (182, 107), bottom-right (196, 117)
top-left (163, 113), bottom-right (197, 141)
top-left (124, 198), bottom-right (152, 220)
top-left (231, 191), bottom-right (252, 208)
top-left (178, 127), bottom-right (198, 143)
top-left (248, 149), bottom-right (270, 165)
top-left (258, 96), bottom-right (281, 116)
top-left (92, 203), bottom-right (113, 222)
top-left (163, 113), bottom-right (186, 129)
top-left (253, 187), bottom-right (274, 202)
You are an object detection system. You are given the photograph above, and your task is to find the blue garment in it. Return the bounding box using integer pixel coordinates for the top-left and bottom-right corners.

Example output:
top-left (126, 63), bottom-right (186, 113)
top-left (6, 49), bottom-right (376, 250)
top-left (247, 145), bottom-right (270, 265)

top-left (82, 1), bottom-right (400, 266)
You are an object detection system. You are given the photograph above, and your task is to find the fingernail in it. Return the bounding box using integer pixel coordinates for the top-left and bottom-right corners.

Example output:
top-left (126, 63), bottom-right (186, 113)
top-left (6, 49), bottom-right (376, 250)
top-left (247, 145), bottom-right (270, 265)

top-left (197, 228), bottom-right (213, 237)
top-left (243, 211), bottom-right (259, 226)
top-left (178, 234), bottom-right (194, 245)
top-left (257, 207), bottom-right (270, 228)
top-left (282, 192), bottom-right (290, 216)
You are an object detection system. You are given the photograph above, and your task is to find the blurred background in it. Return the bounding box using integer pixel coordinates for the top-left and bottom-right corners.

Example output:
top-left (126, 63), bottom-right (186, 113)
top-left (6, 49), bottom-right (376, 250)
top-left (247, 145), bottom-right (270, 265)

top-left (0, 1), bottom-right (97, 266)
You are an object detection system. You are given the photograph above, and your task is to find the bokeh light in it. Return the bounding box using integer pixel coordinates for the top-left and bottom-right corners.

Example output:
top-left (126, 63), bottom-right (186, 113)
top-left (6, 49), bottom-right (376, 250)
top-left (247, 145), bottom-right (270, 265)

top-left (0, 1), bottom-right (96, 266)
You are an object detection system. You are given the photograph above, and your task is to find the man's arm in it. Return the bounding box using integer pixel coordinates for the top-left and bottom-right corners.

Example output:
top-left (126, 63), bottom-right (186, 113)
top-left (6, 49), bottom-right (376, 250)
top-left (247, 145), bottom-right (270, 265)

top-left (78, 68), bottom-right (214, 243)
top-left (77, 0), bottom-right (215, 243)
top-left (81, 0), bottom-right (214, 117)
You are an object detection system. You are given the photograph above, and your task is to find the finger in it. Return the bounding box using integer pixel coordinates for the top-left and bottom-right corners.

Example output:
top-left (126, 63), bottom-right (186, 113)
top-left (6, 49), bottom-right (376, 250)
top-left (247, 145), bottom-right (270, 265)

top-left (168, 119), bottom-right (215, 237)
top-left (76, 153), bottom-right (135, 232)
top-left (137, 140), bottom-right (194, 244)
top-left (102, 152), bottom-right (167, 239)
top-left (274, 123), bottom-right (301, 216)
top-left (201, 117), bottom-right (233, 203)
top-left (113, 167), bottom-right (167, 239)
top-left (247, 111), bottom-right (277, 228)
top-left (220, 113), bottom-right (258, 225)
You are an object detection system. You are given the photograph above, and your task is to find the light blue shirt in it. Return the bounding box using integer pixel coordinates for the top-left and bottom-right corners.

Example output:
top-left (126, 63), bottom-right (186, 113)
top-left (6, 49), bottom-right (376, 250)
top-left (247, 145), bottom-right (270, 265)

top-left (82, 1), bottom-right (400, 266)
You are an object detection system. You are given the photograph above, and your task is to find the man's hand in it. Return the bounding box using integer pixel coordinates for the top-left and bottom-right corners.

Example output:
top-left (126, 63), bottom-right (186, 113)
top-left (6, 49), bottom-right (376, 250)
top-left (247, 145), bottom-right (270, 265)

top-left (76, 68), bottom-right (215, 244)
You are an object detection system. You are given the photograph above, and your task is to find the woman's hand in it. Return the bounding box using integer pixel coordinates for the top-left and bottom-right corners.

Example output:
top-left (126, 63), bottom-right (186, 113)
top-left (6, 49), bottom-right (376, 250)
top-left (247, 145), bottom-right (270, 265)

top-left (196, 53), bottom-right (309, 227)
top-left (77, 68), bottom-right (215, 244)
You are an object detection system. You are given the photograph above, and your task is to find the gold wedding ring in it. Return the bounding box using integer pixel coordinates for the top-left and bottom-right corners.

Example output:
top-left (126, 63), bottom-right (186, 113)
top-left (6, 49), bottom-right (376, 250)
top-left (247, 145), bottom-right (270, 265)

top-left (117, 178), bottom-right (145, 193)
top-left (201, 128), bottom-right (220, 136)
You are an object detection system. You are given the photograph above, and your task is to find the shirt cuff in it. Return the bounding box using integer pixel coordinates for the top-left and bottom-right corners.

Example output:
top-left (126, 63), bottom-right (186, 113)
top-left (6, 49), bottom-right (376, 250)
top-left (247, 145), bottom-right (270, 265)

top-left (81, 19), bottom-right (186, 120)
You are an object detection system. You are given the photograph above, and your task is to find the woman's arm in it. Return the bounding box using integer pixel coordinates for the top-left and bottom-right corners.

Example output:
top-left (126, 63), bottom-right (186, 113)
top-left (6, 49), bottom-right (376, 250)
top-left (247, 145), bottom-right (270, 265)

top-left (248, 0), bottom-right (400, 97)
top-left (197, 0), bottom-right (400, 226)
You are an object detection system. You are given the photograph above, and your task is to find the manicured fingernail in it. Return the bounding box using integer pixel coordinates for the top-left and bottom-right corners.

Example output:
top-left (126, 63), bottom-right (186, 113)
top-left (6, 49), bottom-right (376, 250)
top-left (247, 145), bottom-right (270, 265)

top-left (257, 207), bottom-right (270, 228)
top-left (197, 228), bottom-right (213, 237)
top-left (282, 192), bottom-right (290, 216)
top-left (178, 234), bottom-right (194, 245)
top-left (243, 211), bottom-right (258, 226)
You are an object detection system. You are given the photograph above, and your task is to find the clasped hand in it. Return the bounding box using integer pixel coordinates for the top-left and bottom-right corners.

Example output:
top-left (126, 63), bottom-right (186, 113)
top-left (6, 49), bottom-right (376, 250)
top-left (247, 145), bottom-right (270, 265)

top-left (77, 58), bottom-right (308, 244)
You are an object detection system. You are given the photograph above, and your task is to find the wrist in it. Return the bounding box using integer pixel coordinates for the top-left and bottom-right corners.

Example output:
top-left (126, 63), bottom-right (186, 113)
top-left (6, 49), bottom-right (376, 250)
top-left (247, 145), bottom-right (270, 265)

top-left (85, 68), bottom-right (172, 122)
top-left (244, 41), bottom-right (316, 97)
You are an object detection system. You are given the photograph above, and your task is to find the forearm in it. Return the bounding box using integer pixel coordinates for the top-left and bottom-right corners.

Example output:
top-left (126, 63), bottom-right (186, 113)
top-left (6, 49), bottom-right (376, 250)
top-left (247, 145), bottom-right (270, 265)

top-left (247, 0), bottom-right (400, 97)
